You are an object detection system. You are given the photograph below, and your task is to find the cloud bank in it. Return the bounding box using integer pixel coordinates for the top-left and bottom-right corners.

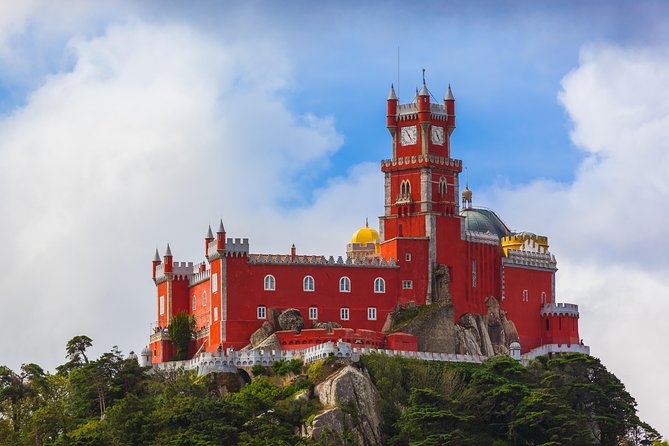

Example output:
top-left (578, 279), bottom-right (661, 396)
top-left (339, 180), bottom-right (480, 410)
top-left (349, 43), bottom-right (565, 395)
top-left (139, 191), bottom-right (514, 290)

top-left (483, 44), bottom-right (669, 437)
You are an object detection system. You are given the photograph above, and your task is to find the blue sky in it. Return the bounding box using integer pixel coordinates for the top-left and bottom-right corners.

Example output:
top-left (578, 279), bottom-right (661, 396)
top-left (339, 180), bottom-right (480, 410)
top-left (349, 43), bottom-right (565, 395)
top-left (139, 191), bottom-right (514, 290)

top-left (1, 0), bottom-right (668, 438)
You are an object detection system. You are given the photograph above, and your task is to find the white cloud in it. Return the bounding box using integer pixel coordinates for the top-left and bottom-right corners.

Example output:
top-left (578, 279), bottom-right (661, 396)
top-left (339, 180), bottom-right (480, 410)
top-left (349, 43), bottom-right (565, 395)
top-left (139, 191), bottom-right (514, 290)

top-left (483, 44), bottom-right (669, 437)
top-left (0, 21), bottom-right (378, 373)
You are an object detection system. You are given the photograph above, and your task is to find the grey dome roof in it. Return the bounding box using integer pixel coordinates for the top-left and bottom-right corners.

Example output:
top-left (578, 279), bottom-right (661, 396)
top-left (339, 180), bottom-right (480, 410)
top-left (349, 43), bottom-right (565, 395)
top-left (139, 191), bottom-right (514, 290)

top-left (460, 208), bottom-right (511, 239)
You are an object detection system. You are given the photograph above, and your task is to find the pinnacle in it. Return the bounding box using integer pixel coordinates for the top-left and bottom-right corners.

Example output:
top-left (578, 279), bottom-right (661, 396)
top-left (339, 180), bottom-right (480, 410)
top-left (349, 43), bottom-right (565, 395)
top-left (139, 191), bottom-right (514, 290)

top-left (445, 84), bottom-right (454, 100)
top-left (217, 219), bottom-right (225, 233)
top-left (388, 84), bottom-right (397, 100)
top-left (164, 243), bottom-right (172, 257)
top-left (153, 249), bottom-right (160, 262)
top-left (206, 225), bottom-right (214, 239)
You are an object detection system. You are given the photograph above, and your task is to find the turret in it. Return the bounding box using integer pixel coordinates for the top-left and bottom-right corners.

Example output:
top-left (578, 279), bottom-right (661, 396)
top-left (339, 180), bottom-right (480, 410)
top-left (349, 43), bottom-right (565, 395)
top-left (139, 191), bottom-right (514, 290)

top-left (418, 78), bottom-right (430, 121)
top-left (444, 84), bottom-right (456, 133)
top-left (152, 248), bottom-right (161, 279)
top-left (205, 225), bottom-right (214, 255)
top-left (386, 84), bottom-right (398, 137)
top-left (216, 219), bottom-right (226, 251)
top-left (291, 244), bottom-right (296, 262)
top-left (163, 243), bottom-right (173, 274)
top-left (139, 346), bottom-right (153, 367)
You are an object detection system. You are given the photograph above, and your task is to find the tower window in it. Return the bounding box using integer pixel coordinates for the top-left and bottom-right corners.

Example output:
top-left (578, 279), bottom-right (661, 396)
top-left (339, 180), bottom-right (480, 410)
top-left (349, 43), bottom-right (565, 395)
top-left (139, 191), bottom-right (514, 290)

top-left (472, 259), bottom-right (477, 288)
top-left (202, 291), bottom-right (207, 307)
top-left (522, 290), bottom-right (528, 302)
top-left (339, 276), bottom-right (351, 292)
top-left (402, 280), bottom-right (413, 289)
top-left (541, 292), bottom-right (546, 304)
top-left (367, 307), bottom-right (377, 320)
top-left (303, 275), bottom-right (315, 292)
top-left (159, 295), bottom-right (165, 315)
top-left (214, 307), bottom-right (218, 321)
top-left (308, 307), bottom-right (318, 320)
top-left (546, 318), bottom-right (549, 331)
top-left (374, 277), bottom-right (386, 293)
top-left (439, 177), bottom-right (447, 196)
top-left (211, 273), bottom-right (218, 293)
top-left (257, 306), bottom-right (267, 319)
top-left (340, 307), bottom-right (350, 320)
top-left (405, 253), bottom-right (411, 261)
top-left (264, 275), bottom-right (275, 291)
top-left (192, 295), bottom-right (196, 311)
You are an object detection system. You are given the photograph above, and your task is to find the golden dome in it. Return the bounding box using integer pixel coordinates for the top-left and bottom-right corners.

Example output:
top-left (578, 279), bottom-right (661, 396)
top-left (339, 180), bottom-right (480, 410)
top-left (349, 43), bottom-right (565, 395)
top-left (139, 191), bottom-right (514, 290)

top-left (462, 186), bottom-right (472, 200)
top-left (351, 218), bottom-right (380, 244)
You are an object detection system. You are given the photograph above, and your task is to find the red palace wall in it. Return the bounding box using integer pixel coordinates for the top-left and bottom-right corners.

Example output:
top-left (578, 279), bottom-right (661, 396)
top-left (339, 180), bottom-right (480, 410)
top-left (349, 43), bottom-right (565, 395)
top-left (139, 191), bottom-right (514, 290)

top-left (502, 265), bottom-right (553, 352)
top-left (543, 314), bottom-right (580, 345)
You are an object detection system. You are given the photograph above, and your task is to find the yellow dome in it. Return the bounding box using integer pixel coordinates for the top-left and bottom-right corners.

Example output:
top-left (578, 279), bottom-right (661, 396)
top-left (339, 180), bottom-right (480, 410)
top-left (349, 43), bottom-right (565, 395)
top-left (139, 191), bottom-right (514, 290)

top-left (351, 219), bottom-right (379, 244)
top-left (462, 186), bottom-right (472, 200)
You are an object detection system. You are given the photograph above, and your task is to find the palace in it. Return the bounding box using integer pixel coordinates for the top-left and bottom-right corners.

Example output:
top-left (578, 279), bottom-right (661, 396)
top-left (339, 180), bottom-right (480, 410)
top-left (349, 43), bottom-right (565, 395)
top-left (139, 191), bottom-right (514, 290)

top-left (146, 79), bottom-right (584, 364)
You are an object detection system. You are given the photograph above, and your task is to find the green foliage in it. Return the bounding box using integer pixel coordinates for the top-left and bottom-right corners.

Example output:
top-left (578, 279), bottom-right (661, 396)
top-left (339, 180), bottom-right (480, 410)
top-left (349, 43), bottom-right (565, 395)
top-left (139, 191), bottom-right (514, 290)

top-left (307, 360), bottom-right (324, 383)
top-left (273, 358), bottom-right (303, 376)
top-left (168, 312), bottom-right (196, 361)
top-left (251, 364), bottom-right (268, 376)
top-left (389, 303), bottom-right (438, 332)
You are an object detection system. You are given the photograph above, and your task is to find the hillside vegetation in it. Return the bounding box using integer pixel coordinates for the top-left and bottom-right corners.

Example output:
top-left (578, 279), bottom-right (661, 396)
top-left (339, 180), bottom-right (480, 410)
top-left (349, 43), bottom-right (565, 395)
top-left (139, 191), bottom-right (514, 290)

top-left (0, 336), bottom-right (664, 445)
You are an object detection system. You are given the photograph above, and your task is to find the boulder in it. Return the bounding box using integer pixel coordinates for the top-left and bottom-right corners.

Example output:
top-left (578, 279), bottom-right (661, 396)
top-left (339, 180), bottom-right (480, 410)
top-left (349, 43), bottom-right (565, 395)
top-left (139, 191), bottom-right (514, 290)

top-left (267, 307), bottom-right (281, 330)
top-left (278, 308), bottom-right (305, 332)
top-left (454, 324), bottom-right (482, 356)
top-left (395, 304), bottom-right (456, 353)
top-left (249, 321), bottom-right (274, 348)
top-left (312, 365), bottom-right (383, 445)
top-left (312, 321), bottom-right (342, 333)
top-left (254, 333), bottom-right (281, 352)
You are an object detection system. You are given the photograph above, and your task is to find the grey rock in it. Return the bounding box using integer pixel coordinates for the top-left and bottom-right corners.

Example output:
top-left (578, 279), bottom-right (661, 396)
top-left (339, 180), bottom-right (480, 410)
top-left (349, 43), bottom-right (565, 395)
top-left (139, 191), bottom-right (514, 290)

top-left (254, 333), bottom-right (281, 352)
top-left (250, 321), bottom-right (274, 348)
top-left (313, 321), bottom-right (342, 333)
top-left (279, 308), bottom-right (305, 332)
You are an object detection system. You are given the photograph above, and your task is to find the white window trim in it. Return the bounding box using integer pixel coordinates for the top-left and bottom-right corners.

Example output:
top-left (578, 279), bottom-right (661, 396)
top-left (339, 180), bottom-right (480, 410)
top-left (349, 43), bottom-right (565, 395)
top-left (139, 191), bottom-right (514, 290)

top-left (405, 253), bottom-right (411, 262)
top-left (374, 277), bottom-right (386, 293)
top-left (257, 305), bottom-right (267, 319)
top-left (340, 307), bottom-right (349, 320)
top-left (202, 291), bottom-right (207, 307)
top-left (402, 280), bottom-right (413, 289)
top-left (211, 273), bottom-right (218, 294)
top-left (522, 289), bottom-right (529, 302)
top-left (192, 295), bottom-right (196, 310)
top-left (214, 307), bottom-right (219, 321)
top-left (367, 307), bottom-right (377, 320)
top-left (159, 295), bottom-right (165, 315)
top-left (303, 275), bottom-right (315, 292)
top-left (308, 307), bottom-right (318, 320)
top-left (339, 276), bottom-right (351, 293)
top-left (264, 275), bottom-right (275, 291)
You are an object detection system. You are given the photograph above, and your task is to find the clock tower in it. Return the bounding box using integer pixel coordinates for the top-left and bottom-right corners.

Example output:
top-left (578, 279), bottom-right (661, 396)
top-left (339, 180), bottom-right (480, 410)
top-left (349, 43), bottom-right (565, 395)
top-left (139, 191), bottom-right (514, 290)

top-left (379, 78), bottom-right (463, 302)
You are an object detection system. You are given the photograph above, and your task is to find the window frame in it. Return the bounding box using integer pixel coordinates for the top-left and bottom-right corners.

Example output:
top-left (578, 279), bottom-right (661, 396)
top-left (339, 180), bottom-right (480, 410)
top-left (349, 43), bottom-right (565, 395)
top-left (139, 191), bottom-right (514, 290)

top-left (192, 295), bottom-right (196, 311)
top-left (214, 307), bottom-right (219, 321)
top-left (159, 295), bottom-right (165, 315)
top-left (257, 305), bottom-right (267, 319)
top-left (303, 275), bottom-right (315, 292)
top-left (402, 280), bottom-right (413, 289)
top-left (202, 291), bottom-right (207, 307)
top-left (211, 273), bottom-right (218, 293)
top-left (374, 277), bottom-right (386, 293)
top-left (308, 307), bottom-right (318, 320)
top-left (340, 307), bottom-right (350, 320)
top-left (339, 276), bottom-right (351, 293)
top-left (367, 307), bottom-right (377, 320)
top-left (264, 274), bottom-right (276, 291)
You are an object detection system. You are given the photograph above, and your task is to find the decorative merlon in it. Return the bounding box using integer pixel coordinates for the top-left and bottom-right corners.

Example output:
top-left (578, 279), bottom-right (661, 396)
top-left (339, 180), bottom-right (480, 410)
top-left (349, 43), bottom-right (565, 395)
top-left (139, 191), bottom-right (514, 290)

top-left (540, 303), bottom-right (580, 317)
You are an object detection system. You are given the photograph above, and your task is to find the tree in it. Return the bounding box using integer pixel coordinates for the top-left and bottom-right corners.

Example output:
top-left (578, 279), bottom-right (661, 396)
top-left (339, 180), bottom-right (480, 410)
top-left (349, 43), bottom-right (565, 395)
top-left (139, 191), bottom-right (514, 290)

top-left (0, 363), bottom-right (47, 434)
top-left (167, 312), bottom-right (195, 361)
top-left (57, 335), bottom-right (93, 376)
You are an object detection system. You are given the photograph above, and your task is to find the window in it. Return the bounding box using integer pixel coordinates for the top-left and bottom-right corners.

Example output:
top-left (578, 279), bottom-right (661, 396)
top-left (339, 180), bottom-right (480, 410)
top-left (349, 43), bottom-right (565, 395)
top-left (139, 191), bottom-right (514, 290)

top-left (367, 307), bottom-right (377, 320)
top-left (472, 259), bottom-right (477, 288)
top-left (541, 292), bottom-right (547, 304)
top-left (214, 307), bottom-right (219, 321)
top-left (439, 177), bottom-right (447, 196)
top-left (405, 253), bottom-right (411, 262)
top-left (374, 277), bottom-right (386, 293)
top-left (339, 276), bottom-right (351, 292)
top-left (202, 291), bottom-right (207, 307)
top-left (400, 180), bottom-right (411, 196)
top-left (402, 280), bottom-right (413, 289)
top-left (159, 295), bottom-right (165, 315)
top-left (303, 275), bottom-right (315, 292)
top-left (192, 295), bottom-right (196, 310)
top-left (257, 306), bottom-right (267, 319)
top-left (340, 307), bottom-right (349, 320)
top-left (264, 275), bottom-right (275, 291)
top-left (522, 289), bottom-right (528, 302)
top-left (211, 273), bottom-right (218, 293)
top-left (309, 307), bottom-right (318, 320)
top-left (546, 318), bottom-right (550, 331)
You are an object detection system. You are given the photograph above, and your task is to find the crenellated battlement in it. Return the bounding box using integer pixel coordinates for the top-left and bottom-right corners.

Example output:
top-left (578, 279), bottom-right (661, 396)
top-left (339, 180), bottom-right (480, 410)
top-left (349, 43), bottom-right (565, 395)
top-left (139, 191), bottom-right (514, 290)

top-left (464, 230), bottom-right (499, 246)
top-left (207, 237), bottom-right (249, 260)
top-left (381, 154), bottom-right (462, 172)
top-left (540, 303), bottom-right (579, 318)
top-left (189, 269), bottom-right (211, 287)
top-left (248, 253), bottom-right (397, 268)
top-left (503, 249), bottom-right (556, 270)
top-left (501, 232), bottom-right (549, 256)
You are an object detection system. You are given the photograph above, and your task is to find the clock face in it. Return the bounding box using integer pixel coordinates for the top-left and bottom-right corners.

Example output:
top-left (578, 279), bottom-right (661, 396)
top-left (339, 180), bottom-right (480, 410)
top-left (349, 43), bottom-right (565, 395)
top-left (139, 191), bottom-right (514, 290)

top-left (400, 125), bottom-right (417, 145)
top-left (431, 126), bottom-right (444, 145)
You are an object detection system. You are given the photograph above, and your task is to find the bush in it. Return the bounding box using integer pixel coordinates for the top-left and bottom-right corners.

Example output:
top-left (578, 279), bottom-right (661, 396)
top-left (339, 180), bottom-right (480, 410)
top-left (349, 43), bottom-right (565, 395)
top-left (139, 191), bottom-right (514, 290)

top-left (273, 358), bottom-right (303, 376)
top-left (251, 364), bottom-right (269, 376)
top-left (307, 360), bottom-right (324, 383)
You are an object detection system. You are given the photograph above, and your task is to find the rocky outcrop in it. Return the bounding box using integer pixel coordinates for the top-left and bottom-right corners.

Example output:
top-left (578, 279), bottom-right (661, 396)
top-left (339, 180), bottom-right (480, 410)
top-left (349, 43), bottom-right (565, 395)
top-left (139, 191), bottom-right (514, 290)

top-left (255, 333), bottom-right (281, 351)
top-left (307, 365), bottom-right (383, 445)
top-left (432, 263), bottom-right (453, 305)
top-left (454, 296), bottom-right (520, 356)
top-left (278, 308), bottom-right (305, 332)
top-left (249, 321), bottom-right (275, 348)
top-left (393, 305), bottom-right (456, 353)
top-left (312, 321), bottom-right (342, 332)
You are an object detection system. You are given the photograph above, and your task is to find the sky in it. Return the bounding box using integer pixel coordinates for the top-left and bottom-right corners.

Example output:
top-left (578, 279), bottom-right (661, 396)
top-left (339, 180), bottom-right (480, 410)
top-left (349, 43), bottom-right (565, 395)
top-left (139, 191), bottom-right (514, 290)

top-left (0, 0), bottom-right (668, 437)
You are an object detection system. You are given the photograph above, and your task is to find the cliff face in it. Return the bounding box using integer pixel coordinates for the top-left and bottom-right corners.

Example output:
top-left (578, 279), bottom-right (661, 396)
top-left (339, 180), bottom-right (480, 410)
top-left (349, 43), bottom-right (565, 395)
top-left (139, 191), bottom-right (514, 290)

top-left (305, 365), bottom-right (383, 445)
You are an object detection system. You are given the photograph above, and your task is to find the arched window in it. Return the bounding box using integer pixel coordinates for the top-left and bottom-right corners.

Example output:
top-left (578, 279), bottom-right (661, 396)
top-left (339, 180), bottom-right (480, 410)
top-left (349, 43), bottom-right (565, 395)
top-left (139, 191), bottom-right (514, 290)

top-left (202, 291), bottom-right (207, 307)
top-left (400, 180), bottom-right (411, 196)
top-left (374, 277), bottom-right (385, 293)
top-left (303, 275), bottom-right (315, 292)
top-left (439, 177), bottom-right (447, 196)
top-left (541, 292), bottom-right (547, 304)
top-left (339, 276), bottom-right (351, 292)
top-left (192, 295), bottom-right (196, 310)
top-left (264, 275), bottom-right (275, 291)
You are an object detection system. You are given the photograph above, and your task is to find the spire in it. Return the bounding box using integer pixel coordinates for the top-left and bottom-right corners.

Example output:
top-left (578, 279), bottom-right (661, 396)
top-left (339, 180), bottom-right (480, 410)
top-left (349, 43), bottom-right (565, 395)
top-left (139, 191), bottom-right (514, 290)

top-left (205, 225), bottom-right (214, 239)
top-left (153, 249), bottom-right (160, 262)
top-left (388, 84), bottom-right (397, 100)
top-left (445, 83), bottom-right (454, 100)
top-left (217, 219), bottom-right (225, 233)
top-left (164, 243), bottom-right (172, 257)
top-left (419, 69), bottom-right (429, 96)
top-left (365, 217), bottom-right (369, 228)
